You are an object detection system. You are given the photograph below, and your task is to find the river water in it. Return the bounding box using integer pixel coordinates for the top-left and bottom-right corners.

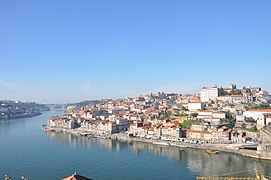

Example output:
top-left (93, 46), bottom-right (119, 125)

top-left (0, 111), bottom-right (270, 180)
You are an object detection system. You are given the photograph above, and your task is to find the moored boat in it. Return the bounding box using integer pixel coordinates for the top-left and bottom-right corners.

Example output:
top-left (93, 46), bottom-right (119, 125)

top-left (205, 149), bottom-right (219, 154)
top-left (43, 128), bottom-right (51, 132)
top-left (153, 141), bottom-right (170, 146)
top-left (41, 124), bottom-right (47, 129)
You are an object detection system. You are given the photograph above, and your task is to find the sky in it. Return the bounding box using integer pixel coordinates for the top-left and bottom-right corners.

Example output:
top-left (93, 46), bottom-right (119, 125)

top-left (0, 0), bottom-right (271, 104)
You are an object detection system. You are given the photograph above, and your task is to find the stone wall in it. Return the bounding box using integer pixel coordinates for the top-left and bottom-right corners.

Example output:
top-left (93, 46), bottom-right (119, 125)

top-left (257, 126), bottom-right (271, 159)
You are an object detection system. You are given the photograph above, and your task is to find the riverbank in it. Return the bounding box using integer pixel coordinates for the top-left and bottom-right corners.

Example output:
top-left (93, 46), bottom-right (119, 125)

top-left (45, 127), bottom-right (270, 161)
top-left (0, 112), bottom-right (42, 120)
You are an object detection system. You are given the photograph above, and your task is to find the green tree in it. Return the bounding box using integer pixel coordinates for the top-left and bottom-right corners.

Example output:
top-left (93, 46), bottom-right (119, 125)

top-left (181, 120), bottom-right (191, 129)
top-left (191, 113), bottom-right (198, 118)
top-left (246, 126), bottom-right (258, 132)
top-left (218, 87), bottom-right (225, 96)
top-left (245, 117), bottom-right (256, 123)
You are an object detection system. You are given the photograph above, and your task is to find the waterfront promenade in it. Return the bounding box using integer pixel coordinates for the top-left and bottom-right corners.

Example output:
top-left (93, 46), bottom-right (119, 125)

top-left (46, 126), bottom-right (265, 161)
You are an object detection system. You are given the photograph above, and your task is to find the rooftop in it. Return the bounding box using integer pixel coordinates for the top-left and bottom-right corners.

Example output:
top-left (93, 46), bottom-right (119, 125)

top-left (63, 172), bottom-right (93, 180)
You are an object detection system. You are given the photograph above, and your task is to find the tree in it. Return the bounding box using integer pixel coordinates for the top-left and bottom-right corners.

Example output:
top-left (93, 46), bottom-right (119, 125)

top-left (245, 117), bottom-right (256, 123)
top-left (246, 126), bottom-right (258, 133)
top-left (180, 112), bottom-right (188, 116)
top-left (191, 113), bottom-right (198, 118)
top-left (218, 87), bottom-right (225, 96)
top-left (181, 120), bottom-right (191, 129)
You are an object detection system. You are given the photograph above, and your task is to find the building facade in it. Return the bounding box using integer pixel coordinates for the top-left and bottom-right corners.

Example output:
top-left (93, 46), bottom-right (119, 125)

top-left (200, 87), bottom-right (219, 102)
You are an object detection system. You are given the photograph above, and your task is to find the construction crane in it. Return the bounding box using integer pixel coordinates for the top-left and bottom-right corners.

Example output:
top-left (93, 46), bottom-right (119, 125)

top-left (196, 168), bottom-right (268, 180)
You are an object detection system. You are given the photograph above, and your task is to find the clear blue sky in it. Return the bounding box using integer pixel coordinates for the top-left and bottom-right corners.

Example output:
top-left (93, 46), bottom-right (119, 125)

top-left (0, 0), bottom-right (271, 103)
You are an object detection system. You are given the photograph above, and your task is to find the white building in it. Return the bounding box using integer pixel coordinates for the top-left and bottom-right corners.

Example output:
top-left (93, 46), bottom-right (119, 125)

top-left (267, 116), bottom-right (271, 126)
top-left (198, 110), bottom-right (226, 124)
top-left (200, 87), bottom-right (219, 102)
top-left (217, 96), bottom-right (231, 102)
top-left (257, 113), bottom-right (271, 130)
top-left (188, 102), bottom-right (203, 111)
top-left (213, 112), bottom-right (226, 119)
top-left (236, 115), bottom-right (245, 123)
top-left (198, 110), bottom-right (213, 119)
top-left (116, 119), bottom-right (129, 125)
top-left (243, 109), bottom-right (271, 121)
top-left (82, 111), bottom-right (93, 119)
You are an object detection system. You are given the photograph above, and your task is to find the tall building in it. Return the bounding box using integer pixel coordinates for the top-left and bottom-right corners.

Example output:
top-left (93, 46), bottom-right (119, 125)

top-left (200, 86), bottom-right (218, 102)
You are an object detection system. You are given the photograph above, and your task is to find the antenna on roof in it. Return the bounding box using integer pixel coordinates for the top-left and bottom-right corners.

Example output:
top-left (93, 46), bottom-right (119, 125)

top-left (28, 168), bottom-right (30, 179)
top-left (21, 168), bottom-right (30, 180)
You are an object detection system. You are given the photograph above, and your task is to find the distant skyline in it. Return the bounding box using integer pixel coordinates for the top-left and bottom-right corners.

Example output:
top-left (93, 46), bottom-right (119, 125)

top-left (1, 0), bottom-right (271, 104)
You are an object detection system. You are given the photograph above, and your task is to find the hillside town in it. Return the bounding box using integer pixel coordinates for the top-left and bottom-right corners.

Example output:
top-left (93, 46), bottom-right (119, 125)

top-left (47, 84), bottom-right (271, 159)
top-left (0, 100), bottom-right (50, 120)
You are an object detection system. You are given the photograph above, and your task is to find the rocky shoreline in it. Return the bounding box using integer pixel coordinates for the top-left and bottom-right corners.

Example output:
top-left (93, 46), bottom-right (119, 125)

top-left (45, 127), bottom-right (270, 161)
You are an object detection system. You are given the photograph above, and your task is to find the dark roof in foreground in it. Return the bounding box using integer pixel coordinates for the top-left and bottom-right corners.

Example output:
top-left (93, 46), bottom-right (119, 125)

top-left (62, 172), bottom-right (93, 180)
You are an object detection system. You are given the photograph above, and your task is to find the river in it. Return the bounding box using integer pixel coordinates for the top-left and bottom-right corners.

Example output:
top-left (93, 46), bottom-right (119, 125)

top-left (0, 111), bottom-right (270, 180)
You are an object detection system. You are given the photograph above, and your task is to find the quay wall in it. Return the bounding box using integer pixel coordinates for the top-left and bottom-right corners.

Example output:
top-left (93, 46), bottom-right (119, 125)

top-left (46, 127), bottom-right (271, 161)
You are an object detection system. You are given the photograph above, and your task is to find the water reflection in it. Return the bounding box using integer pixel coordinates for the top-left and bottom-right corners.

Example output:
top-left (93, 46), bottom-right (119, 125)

top-left (0, 118), bottom-right (27, 132)
top-left (47, 132), bottom-right (271, 178)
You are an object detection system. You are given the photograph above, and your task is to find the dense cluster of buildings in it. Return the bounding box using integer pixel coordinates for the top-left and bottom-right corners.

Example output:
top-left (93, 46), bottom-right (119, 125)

top-left (48, 84), bottom-right (271, 144)
top-left (0, 100), bottom-right (49, 119)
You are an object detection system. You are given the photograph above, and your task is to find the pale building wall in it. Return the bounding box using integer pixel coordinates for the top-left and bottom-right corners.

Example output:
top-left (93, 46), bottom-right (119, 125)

top-left (200, 87), bottom-right (218, 102)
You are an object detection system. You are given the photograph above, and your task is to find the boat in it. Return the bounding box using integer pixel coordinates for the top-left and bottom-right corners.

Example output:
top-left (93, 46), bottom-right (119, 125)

top-left (205, 149), bottom-right (219, 154)
top-left (43, 128), bottom-right (51, 132)
top-left (41, 124), bottom-right (47, 129)
top-left (153, 141), bottom-right (170, 146)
